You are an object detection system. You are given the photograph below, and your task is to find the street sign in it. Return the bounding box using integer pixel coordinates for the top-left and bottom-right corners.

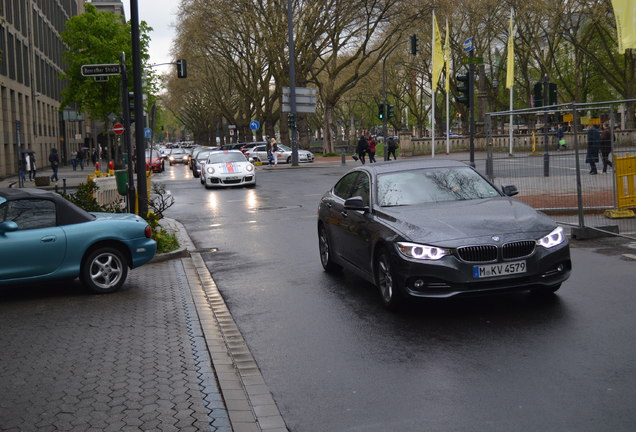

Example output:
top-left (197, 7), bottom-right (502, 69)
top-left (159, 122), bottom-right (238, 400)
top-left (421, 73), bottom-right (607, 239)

top-left (461, 56), bottom-right (484, 64)
top-left (113, 123), bottom-right (125, 135)
top-left (463, 37), bottom-right (474, 52)
top-left (249, 120), bottom-right (261, 131)
top-left (282, 87), bottom-right (317, 113)
top-left (144, 127), bottom-right (152, 138)
top-left (94, 76), bottom-right (109, 82)
top-left (81, 63), bottom-right (121, 76)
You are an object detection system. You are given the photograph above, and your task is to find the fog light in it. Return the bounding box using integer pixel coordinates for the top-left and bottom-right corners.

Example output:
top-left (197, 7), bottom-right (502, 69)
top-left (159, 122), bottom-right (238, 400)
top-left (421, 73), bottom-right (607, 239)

top-left (413, 279), bottom-right (425, 289)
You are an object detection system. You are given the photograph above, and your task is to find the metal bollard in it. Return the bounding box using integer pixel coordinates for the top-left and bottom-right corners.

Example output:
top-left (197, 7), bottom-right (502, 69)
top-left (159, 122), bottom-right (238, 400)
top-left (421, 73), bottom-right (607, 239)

top-left (341, 153), bottom-right (346, 165)
top-left (62, 178), bottom-right (67, 194)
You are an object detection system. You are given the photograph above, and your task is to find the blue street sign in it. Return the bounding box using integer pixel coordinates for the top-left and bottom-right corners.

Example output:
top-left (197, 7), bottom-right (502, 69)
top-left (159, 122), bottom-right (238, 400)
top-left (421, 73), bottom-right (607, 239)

top-left (463, 37), bottom-right (474, 52)
top-left (144, 127), bottom-right (152, 138)
top-left (249, 120), bottom-right (260, 131)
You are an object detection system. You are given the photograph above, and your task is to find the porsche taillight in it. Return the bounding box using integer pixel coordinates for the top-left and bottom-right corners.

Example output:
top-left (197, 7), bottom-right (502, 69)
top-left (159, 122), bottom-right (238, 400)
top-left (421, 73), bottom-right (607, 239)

top-left (144, 225), bottom-right (152, 239)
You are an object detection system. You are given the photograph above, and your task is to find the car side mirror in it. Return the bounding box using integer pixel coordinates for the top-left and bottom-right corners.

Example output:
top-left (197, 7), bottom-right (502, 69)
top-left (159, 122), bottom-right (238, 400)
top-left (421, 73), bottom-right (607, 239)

top-left (0, 221), bottom-right (19, 234)
top-left (344, 196), bottom-right (369, 212)
top-left (502, 185), bottom-right (519, 197)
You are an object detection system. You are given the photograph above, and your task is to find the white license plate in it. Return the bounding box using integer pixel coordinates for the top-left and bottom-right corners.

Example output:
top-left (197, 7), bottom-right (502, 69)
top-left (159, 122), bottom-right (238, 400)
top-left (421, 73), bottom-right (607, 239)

top-left (473, 261), bottom-right (526, 278)
top-left (225, 176), bottom-right (240, 180)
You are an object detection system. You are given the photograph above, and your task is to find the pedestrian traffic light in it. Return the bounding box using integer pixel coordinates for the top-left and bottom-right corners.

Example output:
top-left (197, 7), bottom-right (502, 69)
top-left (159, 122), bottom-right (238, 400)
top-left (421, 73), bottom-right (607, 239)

top-left (456, 74), bottom-right (469, 106)
top-left (533, 82), bottom-right (543, 108)
top-left (128, 91), bottom-right (135, 123)
top-left (387, 104), bottom-right (395, 119)
top-left (176, 59), bottom-right (187, 78)
top-left (287, 112), bottom-right (296, 128)
top-left (378, 103), bottom-right (385, 120)
top-left (410, 34), bottom-right (419, 55)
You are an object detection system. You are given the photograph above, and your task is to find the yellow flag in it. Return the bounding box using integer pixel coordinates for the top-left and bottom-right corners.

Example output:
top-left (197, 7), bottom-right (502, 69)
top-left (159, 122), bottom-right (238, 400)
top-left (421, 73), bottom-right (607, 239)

top-left (444, 19), bottom-right (450, 93)
top-left (612, 0), bottom-right (636, 54)
top-left (432, 14), bottom-right (444, 91)
top-left (506, 12), bottom-right (514, 89)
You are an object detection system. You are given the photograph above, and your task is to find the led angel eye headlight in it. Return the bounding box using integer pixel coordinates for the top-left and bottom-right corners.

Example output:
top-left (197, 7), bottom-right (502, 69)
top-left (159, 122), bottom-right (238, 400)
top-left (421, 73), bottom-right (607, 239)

top-left (206, 166), bottom-right (215, 174)
top-left (537, 226), bottom-right (565, 249)
top-left (397, 242), bottom-right (447, 260)
top-left (246, 164), bottom-right (254, 172)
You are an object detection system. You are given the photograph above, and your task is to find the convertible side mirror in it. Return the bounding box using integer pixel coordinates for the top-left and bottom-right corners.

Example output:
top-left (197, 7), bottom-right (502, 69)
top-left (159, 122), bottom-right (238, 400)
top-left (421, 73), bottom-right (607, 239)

top-left (0, 221), bottom-right (19, 234)
top-left (344, 196), bottom-right (369, 212)
top-left (502, 184), bottom-right (519, 197)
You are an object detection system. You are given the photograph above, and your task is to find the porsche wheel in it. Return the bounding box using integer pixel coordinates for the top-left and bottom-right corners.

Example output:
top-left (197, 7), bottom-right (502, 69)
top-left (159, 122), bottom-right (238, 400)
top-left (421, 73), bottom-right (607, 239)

top-left (81, 247), bottom-right (128, 293)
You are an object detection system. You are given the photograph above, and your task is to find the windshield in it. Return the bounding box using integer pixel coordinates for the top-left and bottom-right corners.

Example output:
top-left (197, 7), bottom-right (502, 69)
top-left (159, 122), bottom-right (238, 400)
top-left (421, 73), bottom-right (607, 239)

top-left (208, 152), bottom-right (247, 163)
top-left (197, 151), bottom-right (212, 160)
top-left (377, 167), bottom-right (500, 207)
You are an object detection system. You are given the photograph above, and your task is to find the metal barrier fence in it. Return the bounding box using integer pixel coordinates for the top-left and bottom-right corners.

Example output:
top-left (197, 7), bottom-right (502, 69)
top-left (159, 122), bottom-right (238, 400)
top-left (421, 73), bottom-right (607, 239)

top-left (484, 100), bottom-right (636, 240)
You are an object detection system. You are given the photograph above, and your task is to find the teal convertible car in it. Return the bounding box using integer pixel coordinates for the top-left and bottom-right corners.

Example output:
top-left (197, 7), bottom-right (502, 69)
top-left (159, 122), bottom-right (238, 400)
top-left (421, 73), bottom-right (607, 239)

top-left (0, 188), bottom-right (156, 293)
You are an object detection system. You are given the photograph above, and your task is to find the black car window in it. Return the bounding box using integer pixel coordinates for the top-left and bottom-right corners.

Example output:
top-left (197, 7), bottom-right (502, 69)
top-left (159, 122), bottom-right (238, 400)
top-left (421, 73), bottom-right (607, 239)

top-left (333, 172), bottom-right (360, 200)
top-left (377, 167), bottom-right (500, 207)
top-left (350, 172), bottom-right (370, 206)
top-left (0, 199), bottom-right (56, 230)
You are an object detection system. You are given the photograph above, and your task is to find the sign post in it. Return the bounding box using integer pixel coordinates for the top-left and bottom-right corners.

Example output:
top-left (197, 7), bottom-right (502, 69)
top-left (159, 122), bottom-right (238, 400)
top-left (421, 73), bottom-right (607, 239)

top-left (113, 123), bottom-right (125, 135)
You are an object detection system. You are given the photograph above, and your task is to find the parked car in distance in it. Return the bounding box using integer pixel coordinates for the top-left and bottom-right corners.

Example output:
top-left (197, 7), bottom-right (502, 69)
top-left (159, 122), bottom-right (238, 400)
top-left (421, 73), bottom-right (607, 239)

top-left (0, 188), bottom-right (157, 293)
top-left (244, 143), bottom-right (314, 164)
top-left (167, 148), bottom-right (190, 165)
top-left (219, 143), bottom-right (245, 151)
top-left (317, 159), bottom-right (571, 310)
top-left (200, 150), bottom-right (256, 188)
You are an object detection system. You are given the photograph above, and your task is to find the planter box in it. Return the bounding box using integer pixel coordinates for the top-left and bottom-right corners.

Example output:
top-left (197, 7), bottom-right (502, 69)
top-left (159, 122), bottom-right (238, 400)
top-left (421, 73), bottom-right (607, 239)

top-left (34, 176), bottom-right (50, 186)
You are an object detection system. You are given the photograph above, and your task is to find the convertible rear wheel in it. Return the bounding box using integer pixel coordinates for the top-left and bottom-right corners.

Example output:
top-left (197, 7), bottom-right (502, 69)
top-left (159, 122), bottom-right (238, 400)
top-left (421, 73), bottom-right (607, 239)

top-left (375, 248), bottom-right (402, 310)
top-left (318, 225), bottom-right (341, 273)
top-left (81, 247), bottom-right (128, 293)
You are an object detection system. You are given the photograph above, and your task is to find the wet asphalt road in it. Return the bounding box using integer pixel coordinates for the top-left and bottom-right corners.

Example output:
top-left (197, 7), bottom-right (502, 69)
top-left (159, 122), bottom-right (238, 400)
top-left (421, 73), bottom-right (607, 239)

top-left (162, 162), bottom-right (636, 432)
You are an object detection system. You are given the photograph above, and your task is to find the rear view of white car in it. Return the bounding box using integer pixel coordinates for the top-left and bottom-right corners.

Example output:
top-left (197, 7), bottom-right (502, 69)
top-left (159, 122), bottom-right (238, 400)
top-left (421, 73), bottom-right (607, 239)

top-left (201, 150), bottom-right (256, 188)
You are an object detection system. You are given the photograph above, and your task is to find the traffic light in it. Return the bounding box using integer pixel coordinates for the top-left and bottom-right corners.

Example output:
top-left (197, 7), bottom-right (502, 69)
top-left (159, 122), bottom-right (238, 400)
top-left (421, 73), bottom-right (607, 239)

top-left (128, 91), bottom-right (135, 123)
top-left (456, 74), bottom-right (469, 106)
top-left (387, 104), bottom-right (395, 119)
top-left (410, 34), bottom-right (419, 55)
top-left (378, 103), bottom-right (385, 120)
top-left (176, 59), bottom-right (187, 78)
top-left (533, 82), bottom-right (543, 108)
top-left (287, 112), bottom-right (296, 128)
top-left (548, 82), bottom-right (557, 105)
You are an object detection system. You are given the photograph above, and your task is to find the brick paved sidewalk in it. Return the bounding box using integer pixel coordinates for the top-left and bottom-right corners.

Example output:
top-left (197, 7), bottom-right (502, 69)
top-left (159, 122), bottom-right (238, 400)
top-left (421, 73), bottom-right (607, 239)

top-left (0, 218), bottom-right (287, 431)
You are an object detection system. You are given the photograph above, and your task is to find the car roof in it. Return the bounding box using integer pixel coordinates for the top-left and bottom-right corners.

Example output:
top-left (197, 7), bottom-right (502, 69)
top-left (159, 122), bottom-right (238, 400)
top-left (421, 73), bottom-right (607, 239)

top-left (0, 187), bottom-right (94, 225)
top-left (356, 159), bottom-right (469, 175)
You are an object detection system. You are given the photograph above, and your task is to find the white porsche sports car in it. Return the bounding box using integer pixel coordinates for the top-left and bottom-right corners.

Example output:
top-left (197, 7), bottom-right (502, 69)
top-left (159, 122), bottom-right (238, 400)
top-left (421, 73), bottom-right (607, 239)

top-left (200, 150), bottom-right (256, 188)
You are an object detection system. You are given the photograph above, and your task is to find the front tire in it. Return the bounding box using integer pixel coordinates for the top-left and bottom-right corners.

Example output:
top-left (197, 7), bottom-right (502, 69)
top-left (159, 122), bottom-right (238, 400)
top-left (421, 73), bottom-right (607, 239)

top-left (81, 247), bottom-right (128, 293)
top-left (375, 247), bottom-right (402, 310)
top-left (318, 225), bottom-right (341, 273)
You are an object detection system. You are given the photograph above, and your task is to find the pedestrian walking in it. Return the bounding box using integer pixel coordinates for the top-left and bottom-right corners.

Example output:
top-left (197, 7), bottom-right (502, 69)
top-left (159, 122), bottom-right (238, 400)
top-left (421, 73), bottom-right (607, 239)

top-left (387, 136), bottom-right (398, 160)
top-left (356, 135), bottom-right (369, 164)
top-left (585, 124), bottom-right (600, 175)
top-left (556, 124), bottom-right (566, 150)
top-left (25, 152), bottom-right (36, 181)
top-left (77, 148), bottom-right (85, 170)
top-left (270, 137), bottom-right (279, 165)
top-left (19, 153), bottom-right (27, 184)
top-left (71, 149), bottom-right (78, 170)
top-left (266, 138), bottom-right (274, 166)
top-left (600, 123), bottom-right (613, 173)
top-left (368, 136), bottom-right (377, 163)
top-left (49, 148), bottom-right (60, 182)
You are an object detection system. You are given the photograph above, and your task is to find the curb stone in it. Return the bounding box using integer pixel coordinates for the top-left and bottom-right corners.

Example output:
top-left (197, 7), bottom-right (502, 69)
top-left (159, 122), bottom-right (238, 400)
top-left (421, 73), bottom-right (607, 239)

top-left (153, 217), bottom-right (288, 432)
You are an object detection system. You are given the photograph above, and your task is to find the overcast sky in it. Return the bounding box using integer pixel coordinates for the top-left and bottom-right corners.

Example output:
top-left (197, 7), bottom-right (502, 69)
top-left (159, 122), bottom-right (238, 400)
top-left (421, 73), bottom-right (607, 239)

top-left (121, 0), bottom-right (179, 75)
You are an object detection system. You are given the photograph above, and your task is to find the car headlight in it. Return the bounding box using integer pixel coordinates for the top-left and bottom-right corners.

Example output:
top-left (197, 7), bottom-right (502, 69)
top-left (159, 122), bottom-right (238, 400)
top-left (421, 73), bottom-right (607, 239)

top-left (537, 226), bottom-right (565, 249)
top-left (396, 242), bottom-right (448, 260)
top-left (169, 156), bottom-right (175, 161)
top-left (206, 166), bottom-right (215, 174)
top-left (246, 164), bottom-right (254, 172)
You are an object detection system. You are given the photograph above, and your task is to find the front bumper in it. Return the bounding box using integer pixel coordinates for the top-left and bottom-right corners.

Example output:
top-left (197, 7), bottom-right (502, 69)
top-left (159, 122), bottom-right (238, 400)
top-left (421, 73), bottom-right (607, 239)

top-left (390, 243), bottom-right (571, 298)
top-left (205, 174), bottom-right (255, 187)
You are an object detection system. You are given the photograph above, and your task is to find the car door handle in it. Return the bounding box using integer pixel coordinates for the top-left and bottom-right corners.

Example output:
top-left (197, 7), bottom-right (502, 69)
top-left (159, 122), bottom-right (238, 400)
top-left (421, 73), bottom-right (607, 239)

top-left (40, 235), bottom-right (56, 243)
top-left (340, 211), bottom-right (348, 217)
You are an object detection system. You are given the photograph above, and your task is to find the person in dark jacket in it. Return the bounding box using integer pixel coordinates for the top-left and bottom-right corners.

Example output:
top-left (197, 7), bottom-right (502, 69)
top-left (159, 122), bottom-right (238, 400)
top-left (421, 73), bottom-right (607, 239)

top-left (49, 148), bottom-right (60, 182)
top-left (387, 136), bottom-right (398, 160)
top-left (585, 125), bottom-right (600, 175)
top-left (600, 123), bottom-right (613, 173)
top-left (356, 136), bottom-right (369, 164)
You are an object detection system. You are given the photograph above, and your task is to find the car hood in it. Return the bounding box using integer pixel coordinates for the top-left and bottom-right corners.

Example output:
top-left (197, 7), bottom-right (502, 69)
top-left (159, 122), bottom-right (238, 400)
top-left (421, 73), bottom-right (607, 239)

top-left (376, 197), bottom-right (556, 244)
